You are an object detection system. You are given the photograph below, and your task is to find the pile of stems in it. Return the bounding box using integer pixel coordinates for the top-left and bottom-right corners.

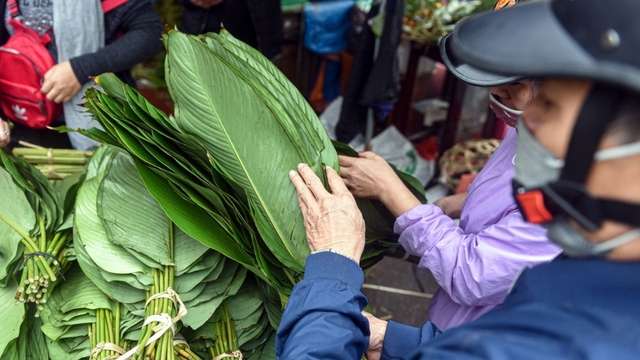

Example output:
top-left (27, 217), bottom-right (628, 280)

top-left (5, 215), bottom-right (70, 316)
top-left (11, 145), bottom-right (91, 181)
top-left (134, 225), bottom-right (176, 360)
top-left (90, 305), bottom-right (127, 360)
top-left (173, 342), bottom-right (201, 360)
top-left (208, 304), bottom-right (240, 359)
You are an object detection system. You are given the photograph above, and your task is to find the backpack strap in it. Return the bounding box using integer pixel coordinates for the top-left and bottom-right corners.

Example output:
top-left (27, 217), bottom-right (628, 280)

top-left (102, 0), bottom-right (129, 13)
top-left (7, 0), bottom-right (20, 19)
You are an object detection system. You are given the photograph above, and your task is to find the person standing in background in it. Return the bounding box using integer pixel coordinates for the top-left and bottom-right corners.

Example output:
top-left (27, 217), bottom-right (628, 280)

top-left (0, 0), bottom-right (163, 150)
top-left (178, 0), bottom-right (283, 60)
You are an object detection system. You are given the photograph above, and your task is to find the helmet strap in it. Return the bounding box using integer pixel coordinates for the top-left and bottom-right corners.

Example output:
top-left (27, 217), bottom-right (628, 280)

top-left (538, 85), bottom-right (640, 230)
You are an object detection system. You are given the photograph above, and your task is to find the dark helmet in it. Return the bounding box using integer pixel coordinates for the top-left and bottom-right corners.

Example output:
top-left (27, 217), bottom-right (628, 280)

top-left (446, 0), bottom-right (640, 94)
top-left (438, 0), bottom-right (528, 87)
top-left (443, 0), bottom-right (640, 231)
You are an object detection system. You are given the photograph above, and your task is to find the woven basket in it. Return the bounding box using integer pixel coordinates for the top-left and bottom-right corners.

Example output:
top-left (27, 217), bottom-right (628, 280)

top-left (439, 138), bottom-right (501, 190)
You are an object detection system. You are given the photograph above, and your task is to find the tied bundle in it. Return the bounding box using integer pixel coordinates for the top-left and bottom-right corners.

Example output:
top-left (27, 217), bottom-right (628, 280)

top-left (74, 145), bottom-right (265, 360)
top-left (11, 142), bottom-right (91, 182)
top-left (0, 151), bottom-right (77, 316)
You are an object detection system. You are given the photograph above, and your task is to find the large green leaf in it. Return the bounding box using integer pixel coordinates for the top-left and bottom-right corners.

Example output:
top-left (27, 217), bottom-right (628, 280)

top-left (174, 227), bottom-right (210, 276)
top-left (134, 160), bottom-right (257, 271)
top-left (0, 168), bottom-right (34, 283)
top-left (203, 32), bottom-right (337, 174)
top-left (0, 282), bottom-right (24, 356)
top-left (97, 149), bottom-right (173, 268)
top-left (75, 148), bottom-right (151, 278)
top-left (165, 30), bottom-right (332, 271)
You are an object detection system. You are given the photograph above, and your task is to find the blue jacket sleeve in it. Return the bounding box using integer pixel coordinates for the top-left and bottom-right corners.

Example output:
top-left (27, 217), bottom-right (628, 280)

top-left (381, 321), bottom-right (444, 360)
top-left (276, 252), bottom-right (370, 360)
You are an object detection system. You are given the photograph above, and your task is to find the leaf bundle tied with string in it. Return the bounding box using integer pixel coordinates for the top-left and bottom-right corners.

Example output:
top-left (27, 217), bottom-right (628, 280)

top-left (0, 151), bottom-right (76, 316)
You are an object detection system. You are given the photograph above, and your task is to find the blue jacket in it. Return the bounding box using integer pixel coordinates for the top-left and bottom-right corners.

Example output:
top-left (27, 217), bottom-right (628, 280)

top-left (276, 252), bottom-right (640, 359)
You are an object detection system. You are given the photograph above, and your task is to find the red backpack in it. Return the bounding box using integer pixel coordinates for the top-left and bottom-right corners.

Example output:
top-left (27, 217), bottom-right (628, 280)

top-left (0, 0), bottom-right (128, 129)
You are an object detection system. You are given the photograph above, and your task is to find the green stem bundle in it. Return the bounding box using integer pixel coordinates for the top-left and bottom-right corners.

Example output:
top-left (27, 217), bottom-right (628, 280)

top-left (3, 213), bottom-right (71, 317)
top-left (173, 341), bottom-right (202, 360)
top-left (208, 304), bottom-right (241, 360)
top-left (90, 304), bottom-right (128, 360)
top-left (133, 224), bottom-right (177, 360)
top-left (11, 146), bottom-right (91, 181)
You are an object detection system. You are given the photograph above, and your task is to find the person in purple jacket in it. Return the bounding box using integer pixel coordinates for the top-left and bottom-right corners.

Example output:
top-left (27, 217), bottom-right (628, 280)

top-left (339, 0), bottom-right (560, 331)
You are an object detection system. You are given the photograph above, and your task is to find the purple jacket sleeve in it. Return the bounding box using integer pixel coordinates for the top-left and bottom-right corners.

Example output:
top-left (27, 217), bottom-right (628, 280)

top-left (395, 204), bottom-right (558, 307)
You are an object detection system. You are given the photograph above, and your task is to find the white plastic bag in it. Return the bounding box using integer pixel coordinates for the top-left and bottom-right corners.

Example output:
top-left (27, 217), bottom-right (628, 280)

top-left (319, 98), bottom-right (434, 185)
top-left (353, 126), bottom-right (434, 185)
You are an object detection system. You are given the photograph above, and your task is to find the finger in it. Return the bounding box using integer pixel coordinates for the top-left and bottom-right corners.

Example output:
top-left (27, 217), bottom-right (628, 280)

top-left (289, 170), bottom-right (316, 207)
top-left (326, 166), bottom-right (351, 197)
top-left (297, 164), bottom-right (329, 199)
top-left (53, 93), bottom-right (66, 104)
top-left (41, 79), bottom-right (54, 94)
top-left (338, 155), bottom-right (354, 167)
top-left (46, 89), bottom-right (60, 102)
top-left (43, 67), bottom-right (53, 80)
top-left (359, 151), bottom-right (379, 160)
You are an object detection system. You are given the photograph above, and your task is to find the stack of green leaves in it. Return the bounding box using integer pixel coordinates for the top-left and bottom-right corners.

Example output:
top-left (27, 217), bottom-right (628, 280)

top-left (0, 151), bottom-right (76, 316)
top-left (74, 145), bottom-right (248, 360)
top-left (185, 276), bottom-right (276, 360)
top-left (77, 29), bottom-right (426, 301)
top-left (0, 157), bottom-right (84, 359)
top-left (39, 264), bottom-right (142, 360)
top-left (81, 71), bottom-right (298, 296)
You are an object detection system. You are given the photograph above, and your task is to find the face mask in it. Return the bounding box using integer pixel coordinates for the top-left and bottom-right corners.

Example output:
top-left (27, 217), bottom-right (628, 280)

top-left (513, 118), bottom-right (564, 189)
top-left (544, 218), bottom-right (640, 257)
top-left (489, 94), bottom-right (523, 127)
top-left (514, 118), bottom-right (640, 188)
top-left (514, 117), bottom-right (640, 256)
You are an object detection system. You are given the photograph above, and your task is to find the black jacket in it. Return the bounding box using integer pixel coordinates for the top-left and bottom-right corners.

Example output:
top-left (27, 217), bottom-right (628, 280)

top-left (335, 0), bottom-right (403, 143)
top-left (178, 0), bottom-right (283, 60)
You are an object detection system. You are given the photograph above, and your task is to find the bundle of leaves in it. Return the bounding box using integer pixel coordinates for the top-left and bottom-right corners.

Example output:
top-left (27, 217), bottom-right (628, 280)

top-left (184, 276), bottom-right (276, 360)
top-left (0, 151), bottom-right (78, 315)
top-left (39, 265), bottom-right (142, 360)
top-left (74, 29), bottom-right (425, 301)
top-left (74, 145), bottom-right (252, 359)
top-left (11, 146), bottom-right (92, 183)
top-left (0, 154), bottom-right (83, 359)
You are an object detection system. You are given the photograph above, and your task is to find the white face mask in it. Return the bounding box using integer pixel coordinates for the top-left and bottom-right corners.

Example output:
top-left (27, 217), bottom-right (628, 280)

top-left (514, 118), bottom-right (640, 257)
top-left (489, 94), bottom-right (523, 127)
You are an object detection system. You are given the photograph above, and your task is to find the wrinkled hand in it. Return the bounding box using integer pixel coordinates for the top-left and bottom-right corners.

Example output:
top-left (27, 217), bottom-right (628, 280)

top-left (339, 152), bottom-right (403, 200)
top-left (41, 61), bottom-right (82, 104)
top-left (0, 119), bottom-right (10, 148)
top-left (190, 0), bottom-right (224, 9)
top-left (289, 164), bottom-right (366, 263)
top-left (433, 192), bottom-right (468, 218)
top-left (363, 312), bottom-right (388, 360)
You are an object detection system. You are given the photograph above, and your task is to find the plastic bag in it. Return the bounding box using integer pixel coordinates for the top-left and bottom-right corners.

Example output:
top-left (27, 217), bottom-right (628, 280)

top-left (320, 98), bottom-right (434, 185)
